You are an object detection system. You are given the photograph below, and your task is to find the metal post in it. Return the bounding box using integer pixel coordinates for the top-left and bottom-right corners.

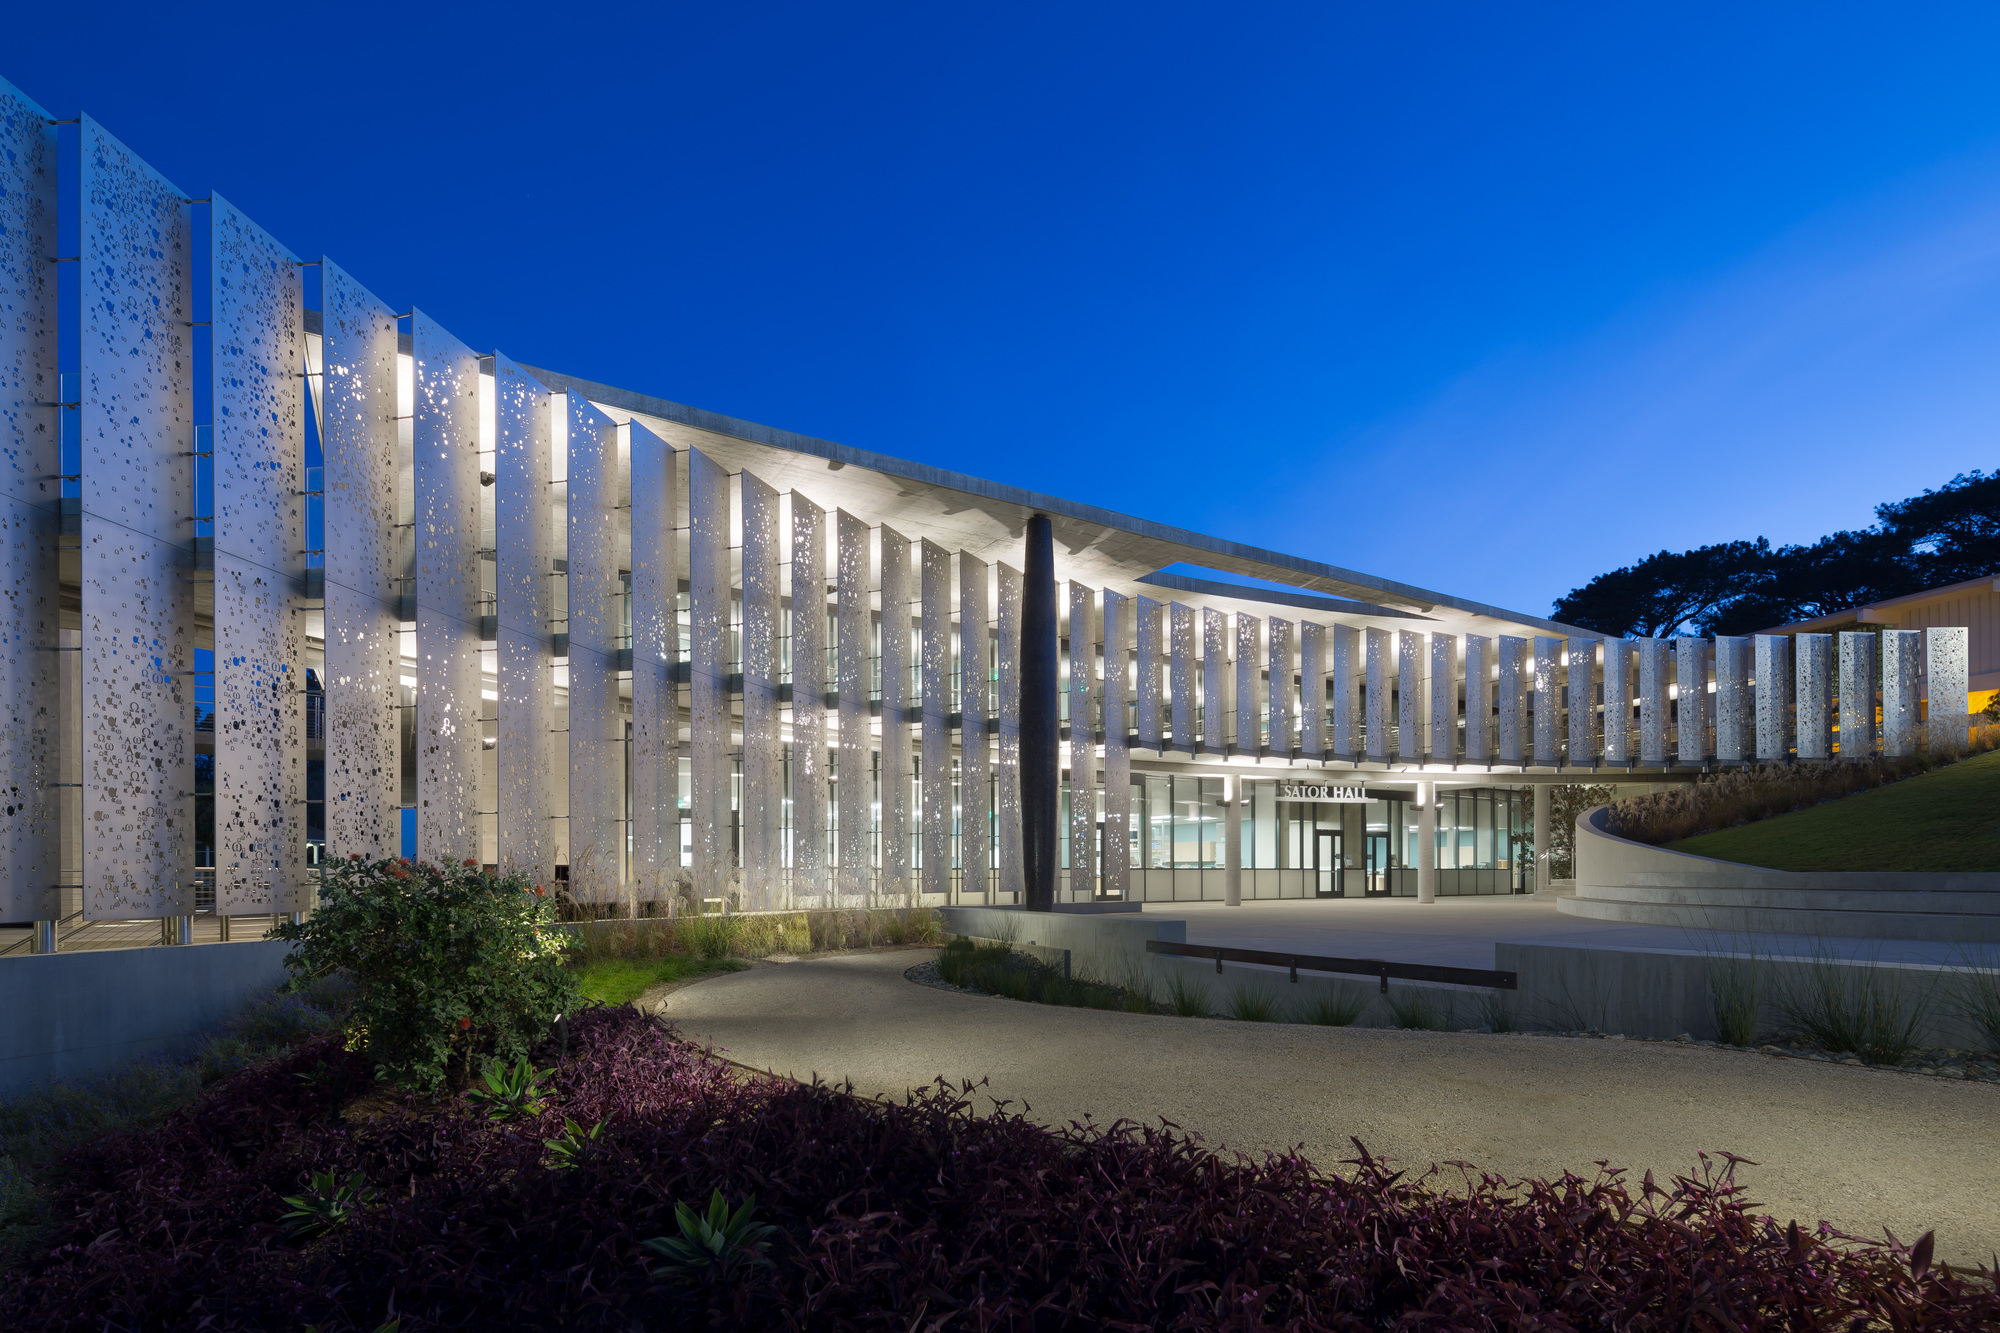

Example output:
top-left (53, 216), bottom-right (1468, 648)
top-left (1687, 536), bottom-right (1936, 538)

top-left (1020, 515), bottom-right (1059, 912)
top-left (32, 920), bottom-right (55, 954)
top-left (166, 914), bottom-right (192, 945)
top-left (1416, 780), bottom-right (1436, 904)
top-left (1223, 774), bottom-right (1242, 907)
top-left (1532, 782), bottom-right (1551, 894)
top-left (218, 914), bottom-right (231, 942)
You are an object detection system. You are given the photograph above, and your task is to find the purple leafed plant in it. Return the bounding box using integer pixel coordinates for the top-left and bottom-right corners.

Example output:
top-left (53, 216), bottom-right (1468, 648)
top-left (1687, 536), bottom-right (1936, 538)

top-left (4, 1007), bottom-right (1992, 1330)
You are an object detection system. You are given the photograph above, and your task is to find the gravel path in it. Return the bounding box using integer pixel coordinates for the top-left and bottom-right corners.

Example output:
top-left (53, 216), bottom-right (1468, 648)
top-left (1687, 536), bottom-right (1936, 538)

top-left (655, 949), bottom-right (2000, 1265)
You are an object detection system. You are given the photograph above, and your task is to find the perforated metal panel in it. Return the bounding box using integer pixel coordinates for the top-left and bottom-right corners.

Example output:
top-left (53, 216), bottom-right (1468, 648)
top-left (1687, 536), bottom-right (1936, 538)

top-left (1397, 629), bottom-right (1421, 762)
top-left (835, 510), bottom-right (871, 899)
top-left (1463, 635), bottom-right (1491, 764)
top-left (1299, 622), bottom-right (1325, 761)
top-left (492, 354), bottom-right (554, 885)
top-left (1266, 616), bottom-right (1292, 754)
top-left (1566, 639), bottom-right (1598, 767)
top-left (1364, 628), bottom-right (1389, 761)
top-left (1636, 638), bottom-right (1668, 765)
top-left (1532, 638), bottom-right (1560, 767)
top-left (1925, 626), bottom-right (1968, 754)
top-left (1202, 609), bottom-right (1228, 751)
top-left (1837, 632), bottom-right (1876, 760)
top-left (410, 312), bottom-right (482, 863)
top-left (209, 197), bottom-right (304, 914)
top-left (958, 551), bottom-right (989, 899)
top-left (1795, 634), bottom-right (1832, 761)
top-left (919, 538), bottom-right (951, 897)
top-left (1675, 638), bottom-right (1709, 765)
top-left (789, 493), bottom-right (826, 901)
top-left (1713, 637), bottom-right (1748, 764)
top-left (687, 446), bottom-right (731, 902)
top-left (77, 116), bottom-right (194, 918)
top-left (1431, 633), bottom-right (1456, 763)
top-left (1100, 588), bottom-right (1129, 899)
top-left (1496, 636), bottom-right (1526, 765)
top-left (565, 394), bottom-right (621, 905)
top-left (1236, 614), bottom-right (1262, 751)
top-left (739, 470), bottom-right (781, 909)
top-left (1753, 635), bottom-right (1790, 762)
top-left (879, 525), bottom-right (912, 902)
top-left (1169, 602), bottom-right (1194, 751)
top-left (0, 80), bottom-right (60, 919)
top-left (1135, 595), bottom-right (1162, 752)
top-left (320, 262), bottom-right (401, 864)
top-left (1067, 582), bottom-right (1096, 895)
top-left (1881, 630), bottom-right (1920, 759)
top-left (1332, 624), bottom-right (1360, 759)
top-left (1601, 639), bottom-right (1632, 765)
top-left (995, 561), bottom-right (1023, 900)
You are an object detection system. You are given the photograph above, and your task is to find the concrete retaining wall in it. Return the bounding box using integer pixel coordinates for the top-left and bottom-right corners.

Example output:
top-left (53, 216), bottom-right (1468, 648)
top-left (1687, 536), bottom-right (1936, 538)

top-left (1498, 941), bottom-right (1989, 1046)
top-left (0, 940), bottom-right (292, 1097)
top-left (1563, 805), bottom-right (2000, 940)
top-left (938, 906), bottom-right (1187, 985)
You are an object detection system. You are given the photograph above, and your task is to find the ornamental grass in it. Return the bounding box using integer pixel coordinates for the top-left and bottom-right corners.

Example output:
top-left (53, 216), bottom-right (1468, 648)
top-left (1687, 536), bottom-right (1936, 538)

top-left (4, 1007), bottom-right (1993, 1330)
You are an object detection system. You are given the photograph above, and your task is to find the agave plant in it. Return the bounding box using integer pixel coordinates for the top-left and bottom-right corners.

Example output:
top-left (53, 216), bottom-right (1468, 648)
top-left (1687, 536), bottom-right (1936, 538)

top-left (280, 1169), bottom-right (377, 1240)
top-left (465, 1057), bottom-right (551, 1121)
top-left (641, 1190), bottom-right (778, 1284)
top-left (542, 1116), bottom-right (609, 1171)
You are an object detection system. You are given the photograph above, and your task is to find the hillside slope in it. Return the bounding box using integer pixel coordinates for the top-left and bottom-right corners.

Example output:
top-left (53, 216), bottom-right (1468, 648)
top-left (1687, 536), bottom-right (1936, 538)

top-left (1667, 747), bottom-right (2000, 871)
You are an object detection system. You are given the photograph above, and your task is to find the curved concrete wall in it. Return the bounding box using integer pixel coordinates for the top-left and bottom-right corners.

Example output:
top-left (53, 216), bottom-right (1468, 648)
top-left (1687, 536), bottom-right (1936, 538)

top-left (1562, 806), bottom-right (2000, 940)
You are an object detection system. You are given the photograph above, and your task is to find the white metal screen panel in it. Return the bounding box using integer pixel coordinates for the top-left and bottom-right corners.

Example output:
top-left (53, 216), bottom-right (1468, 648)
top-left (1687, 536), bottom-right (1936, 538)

top-left (1753, 634), bottom-right (1790, 762)
top-left (1236, 614), bottom-right (1262, 751)
top-left (1267, 616), bottom-right (1293, 753)
top-left (789, 492), bottom-right (827, 901)
top-left (78, 116), bottom-right (194, 918)
top-left (628, 423), bottom-right (676, 903)
top-left (1135, 595), bottom-right (1162, 752)
top-left (1566, 639), bottom-right (1597, 767)
top-left (1881, 630), bottom-right (1920, 759)
top-left (209, 197), bottom-right (305, 914)
top-left (1675, 638), bottom-right (1708, 765)
top-left (1636, 638), bottom-right (1668, 765)
top-left (687, 446), bottom-right (731, 901)
top-left (0, 79), bottom-right (60, 919)
top-left (410, 312), bottom-right (482, 863)
top-left (1430, 633), bottom-right (1456, 763)
top-left (1497, 636), bottom-right (1526, 765)
top-left (835, 510), bottom-right (871, 899)
top-left (958, 551), bottom-right (989, 899)
top-left (493, 355), bottom-right (553, 883)
top-left (1299, 622), bottom-right (1325, 761)
top-left (1067, 582), bottom-right (1096, 895)
top-left (1169, 602), bottom-right (1195, 751)
top-left (1332, 624), bottom-right (1359, 758)
top-left (995, 561), bottom-right (1023, 900)
top-left (1532, 637), bottom-right (1560, 767)
top-left (1796, 634), bottom-right (1832, 760)
top-left (565, 394), bottom-right (621, 905)
top-left (1202, 609), bottom-right (1228, 751)
top-left (880, 526), bottom-right (912, 901)
top-left (1837, 631), bottom-right (1876, 760)
top-left (1397, 629), bottom-right (1421, 762)
top-left (1101, 588), bottom-right (1129, 899)
top-left (1364, 627), bottom-right (1389, 760)
top-left (1925, 626), bottom-right (1968, 754)
top-left (1463, 635), bottom-right (1492, 763)
top-left (320, 262), bottom-right (401, 864)
top-left (740, 470), bottom-right (782, 909)
top-left (919, 538), bottom-right (950, 897)
top-left (1713, 637), bottom-right (1749, 765)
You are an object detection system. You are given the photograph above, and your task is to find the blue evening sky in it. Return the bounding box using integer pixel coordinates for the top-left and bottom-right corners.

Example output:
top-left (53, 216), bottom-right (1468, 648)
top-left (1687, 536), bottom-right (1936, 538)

top-left (16, 3), bottom-right (2000, 617)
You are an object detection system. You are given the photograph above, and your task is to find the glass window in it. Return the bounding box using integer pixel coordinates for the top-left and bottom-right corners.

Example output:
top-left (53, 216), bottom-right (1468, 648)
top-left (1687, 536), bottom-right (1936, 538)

top-left (1251, 781), bottom-right (1275, 868)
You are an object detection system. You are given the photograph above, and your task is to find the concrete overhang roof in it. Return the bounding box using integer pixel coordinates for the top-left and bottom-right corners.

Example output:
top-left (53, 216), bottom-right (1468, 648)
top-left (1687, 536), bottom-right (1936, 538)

top-left (522, 363), bottom-right (1591, 642)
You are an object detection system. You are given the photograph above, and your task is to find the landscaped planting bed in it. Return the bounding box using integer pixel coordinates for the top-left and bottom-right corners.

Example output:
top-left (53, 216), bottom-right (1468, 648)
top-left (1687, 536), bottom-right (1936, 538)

top-left (3, 1006), bottom-right (1993, 1330)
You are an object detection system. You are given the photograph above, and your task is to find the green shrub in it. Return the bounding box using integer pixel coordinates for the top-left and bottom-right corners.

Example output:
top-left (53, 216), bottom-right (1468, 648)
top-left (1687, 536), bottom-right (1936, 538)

top-left (1164, 970), bottom-right (1211, 1017)
top-left (1707, 950), bottom-right (1763, 1047)
top-left (1954, 951), bottom-right (2000, 1054)
top-left (1475, 991), bottom-right (1516, 1033)
top-left (1385, 986), bottom-right (1453, 1031)
top-left (275, 857), bottom-right (580, 1093)
top-left (1299, 987), bottom-right (1370, 1026)
top-left (1225, 984), bottom-right (1283, 1022)
top-left (1775, 945), bottom-right (1934, 1066)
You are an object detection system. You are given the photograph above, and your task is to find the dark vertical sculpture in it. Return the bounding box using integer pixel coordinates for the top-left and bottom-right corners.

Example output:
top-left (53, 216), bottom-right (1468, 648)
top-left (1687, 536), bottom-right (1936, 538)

top-left (1020, 514), bottom-right (1059, 912)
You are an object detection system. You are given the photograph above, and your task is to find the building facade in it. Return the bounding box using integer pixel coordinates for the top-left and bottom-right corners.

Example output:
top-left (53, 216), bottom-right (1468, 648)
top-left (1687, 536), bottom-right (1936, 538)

top-left (0, 80), bottom-right (1978, 937)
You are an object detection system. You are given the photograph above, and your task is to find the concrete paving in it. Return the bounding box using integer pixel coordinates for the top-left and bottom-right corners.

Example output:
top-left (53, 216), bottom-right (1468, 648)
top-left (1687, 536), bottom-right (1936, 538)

top-left (658, 949), bottom-right (2000, 1265)
top-left (1147, 896), bottom-right (1994, 967)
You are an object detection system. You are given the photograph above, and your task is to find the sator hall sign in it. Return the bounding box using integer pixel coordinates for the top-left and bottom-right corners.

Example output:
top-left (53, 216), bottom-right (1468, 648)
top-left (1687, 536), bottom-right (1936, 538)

top-left (1274, 783), bottom-right (1369, 803)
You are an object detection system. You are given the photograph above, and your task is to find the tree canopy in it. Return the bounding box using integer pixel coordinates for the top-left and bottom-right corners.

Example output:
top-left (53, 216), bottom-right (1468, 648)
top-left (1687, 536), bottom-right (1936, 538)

top-left (1552, 471), bottom-right (2000, 637)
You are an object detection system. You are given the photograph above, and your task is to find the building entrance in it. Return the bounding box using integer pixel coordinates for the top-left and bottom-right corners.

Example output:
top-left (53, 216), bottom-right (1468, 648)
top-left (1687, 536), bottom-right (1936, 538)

top-left (1313, 828), bottom-right (1344, 898)
top-left (1364, 832), bottom-right (1393, 898)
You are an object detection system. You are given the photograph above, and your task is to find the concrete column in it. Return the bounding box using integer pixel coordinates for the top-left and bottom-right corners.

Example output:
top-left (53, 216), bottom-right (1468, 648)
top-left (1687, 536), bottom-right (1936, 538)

top-left (1416, 780), bottom-right (1436, 904)
top-left (1223, 774), bottom-right (1242, 907)
top-left (1532, 781), bottom-right (1551, 893)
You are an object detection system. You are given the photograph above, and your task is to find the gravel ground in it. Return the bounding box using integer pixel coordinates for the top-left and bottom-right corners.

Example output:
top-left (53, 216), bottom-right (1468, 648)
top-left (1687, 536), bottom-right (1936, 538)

top-left (659, 949), bottom-right (2000, 1266)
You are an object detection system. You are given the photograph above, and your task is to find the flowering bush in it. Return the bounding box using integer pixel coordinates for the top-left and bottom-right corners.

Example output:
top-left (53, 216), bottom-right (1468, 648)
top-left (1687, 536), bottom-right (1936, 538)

top-left (274, 857), bottom-right (578, 1093)
top-left (3, 1009), bottom-right (1993, 1330)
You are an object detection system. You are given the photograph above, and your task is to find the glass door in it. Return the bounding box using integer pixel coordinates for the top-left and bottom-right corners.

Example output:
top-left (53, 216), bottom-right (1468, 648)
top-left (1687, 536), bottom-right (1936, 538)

top-left (1364, 832), bottom-right (1393, 897)
top-left (1314, 828), bottom-right (1344, 898)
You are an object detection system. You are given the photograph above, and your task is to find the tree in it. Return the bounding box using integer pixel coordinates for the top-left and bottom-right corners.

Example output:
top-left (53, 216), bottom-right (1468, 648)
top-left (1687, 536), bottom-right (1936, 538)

top-left (1551, 540), bottom-right (1769, 637)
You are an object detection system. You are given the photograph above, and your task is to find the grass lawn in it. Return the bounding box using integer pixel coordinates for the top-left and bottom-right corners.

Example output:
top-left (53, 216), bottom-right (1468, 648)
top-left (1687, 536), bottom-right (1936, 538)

top-left (570, 955), bottom-right (748, 1006)
top-left (1668, 746), bottom-right (2000, 871)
